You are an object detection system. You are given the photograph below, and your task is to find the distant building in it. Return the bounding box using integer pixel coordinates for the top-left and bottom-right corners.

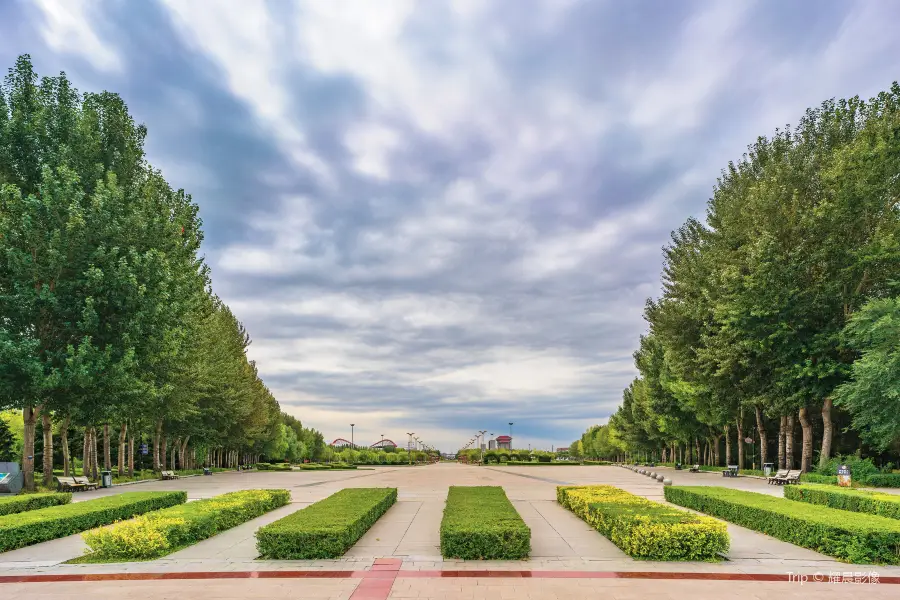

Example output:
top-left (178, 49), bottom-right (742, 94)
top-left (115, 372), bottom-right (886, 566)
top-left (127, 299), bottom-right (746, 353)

top-left (488, 439), bottom-right (497, 450)
top-left (496, 435), bottom-right (512, 449)
top-left (556, 447), bottom-right (569, 454)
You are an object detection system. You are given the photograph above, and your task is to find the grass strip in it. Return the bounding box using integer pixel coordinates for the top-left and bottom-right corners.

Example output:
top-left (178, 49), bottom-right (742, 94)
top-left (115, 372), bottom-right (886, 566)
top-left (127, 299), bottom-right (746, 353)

top-left (82, 489), bottom-right (290, 560)
top-left (440, 486), bottom-right (530, 559)
top-left (665, 486), bottom-right (900, 564)
top-left (0, 492), bottom-right (71, 516)
top-left (0, 491), bottom-right (186, 552)
top-left (256, 487), bottom-right (396, 559)
top-left (785, 484), bottom-right (900, 520)
top-left (558, 486), bottom-right (728, 561)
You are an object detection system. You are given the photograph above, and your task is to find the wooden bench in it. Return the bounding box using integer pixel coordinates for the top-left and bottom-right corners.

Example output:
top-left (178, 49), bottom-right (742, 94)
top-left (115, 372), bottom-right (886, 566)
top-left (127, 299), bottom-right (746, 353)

top-left (74, 476), bottom-right (98, 491)
top-left (160, 470), bottom-right (179, 480)
top-left (770, 470), bottom-right (799, 485)
top-left (688, 464), bottom-right (700, 473)
top-left (56, 476), bottom-right (86, 492)
top-left (767, 469), bottom-right (789, 485)
top-left (722, 465), bottom-right (739, 477)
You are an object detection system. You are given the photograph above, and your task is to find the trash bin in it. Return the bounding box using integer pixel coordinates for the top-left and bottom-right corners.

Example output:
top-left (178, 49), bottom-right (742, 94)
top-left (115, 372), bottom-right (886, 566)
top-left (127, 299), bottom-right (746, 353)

top-left (203, 467), bottom-right (212, 476)
top-left (101, 470), bottom-right (112, 488)
top-left (763, 462), bottom-right (774, 477)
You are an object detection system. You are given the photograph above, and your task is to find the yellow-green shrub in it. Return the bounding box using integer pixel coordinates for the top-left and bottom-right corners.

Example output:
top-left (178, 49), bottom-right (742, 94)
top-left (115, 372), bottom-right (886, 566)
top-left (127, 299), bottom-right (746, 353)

top-left (557, 485), bottom-right (728, 561)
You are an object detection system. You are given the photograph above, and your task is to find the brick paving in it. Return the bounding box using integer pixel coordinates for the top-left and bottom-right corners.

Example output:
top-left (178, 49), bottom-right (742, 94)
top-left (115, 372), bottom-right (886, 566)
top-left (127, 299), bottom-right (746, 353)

top-left (2, 463), bottom-right (900, 598)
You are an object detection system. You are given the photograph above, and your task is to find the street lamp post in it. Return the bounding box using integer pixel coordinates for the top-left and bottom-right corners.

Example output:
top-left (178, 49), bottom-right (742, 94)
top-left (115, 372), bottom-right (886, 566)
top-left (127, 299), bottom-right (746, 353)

top-left (351, 424), bottom-right (355, 449)
top-left (509, 422), bottom-right (514, 449)
top-left (406, 433), bottom-right (414, 465)
top-left (478, 430), bottom-right (487, 464)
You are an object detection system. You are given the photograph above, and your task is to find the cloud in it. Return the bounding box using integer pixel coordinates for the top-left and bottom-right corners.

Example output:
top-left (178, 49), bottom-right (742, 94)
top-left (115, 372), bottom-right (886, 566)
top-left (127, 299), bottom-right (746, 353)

top-left (5, 0), bottom-right (900, 451)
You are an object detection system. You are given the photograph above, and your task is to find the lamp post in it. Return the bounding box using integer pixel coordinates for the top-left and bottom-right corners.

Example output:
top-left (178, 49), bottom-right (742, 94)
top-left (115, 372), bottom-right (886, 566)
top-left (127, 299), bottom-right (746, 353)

top-left (509, 422), bottom-right (514, 449)
top-left (478, 430), bottom-right (487, 463)
top-left (351, 424), bottom-right (355, 449)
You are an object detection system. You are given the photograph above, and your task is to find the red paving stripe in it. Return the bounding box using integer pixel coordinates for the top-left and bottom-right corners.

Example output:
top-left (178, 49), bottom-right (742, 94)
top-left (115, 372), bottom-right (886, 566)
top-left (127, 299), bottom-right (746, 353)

top-left (350, 558), bottom-right (401, 600)
top-left (1, 570), bottom-right (898, 586)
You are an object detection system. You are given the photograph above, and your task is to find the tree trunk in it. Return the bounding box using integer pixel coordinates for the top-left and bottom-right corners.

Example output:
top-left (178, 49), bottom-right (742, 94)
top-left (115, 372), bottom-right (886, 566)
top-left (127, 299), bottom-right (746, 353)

top-left (799, 406), bottom-right (813, 473)
top-left (91, 427), bottom-right (99, 480)
top-left (162, 434), bottom-right (168, 472)
top-left (694, 438), bottom-right (700, 465)
top-left (181, 436), bottom-right (190, 470)
top-left (103, 423), bottom-right (111, 471)
top-left (755, 406), bottom-right (768, 468)
top-left (117, 423), bottom-right (127, 476)
top-left (713, 434), bottom-right (722, 465)
top-left (724, 424), bottom-right (731, 465)
top-left (819, 397), bottom-right (833, 471)
top-left (22, 404), bottom-right (40, 492)
top-left (153, 419), bottom-right (163, 472)
top-left (736, 415), bottom-right (744, 469)
top-left (785, 415), bottom-right (795, 470)
top-left (778, 416), bottom-right (786, 469)
top-left (171, 436), bottom-right (179, 471)
top-left (128, 432), bottom-right (135, 478)
top-left (83, 426), bottom-right (90, 477)
top-left (61, 415), bottom-right (71, 477)
top-left (42, 410), bottom-right (54, 488)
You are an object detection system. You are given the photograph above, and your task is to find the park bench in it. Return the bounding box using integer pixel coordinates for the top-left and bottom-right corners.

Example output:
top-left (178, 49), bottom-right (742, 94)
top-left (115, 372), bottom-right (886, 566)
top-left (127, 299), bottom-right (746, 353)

top-left (688, 464), bottom-right (700, 473)
top-left (770, 470), bottom-right (800, 485)
top-left (73, 476), bottom-right (98, 491)
top-left (722, 465), bottom-right (739, 477)
top-left (56, 476), bottom-right (87, 492)
top-left (160, 470), bottom-right (179, 480)
top-left (767, 469), bottom-right (789, 484)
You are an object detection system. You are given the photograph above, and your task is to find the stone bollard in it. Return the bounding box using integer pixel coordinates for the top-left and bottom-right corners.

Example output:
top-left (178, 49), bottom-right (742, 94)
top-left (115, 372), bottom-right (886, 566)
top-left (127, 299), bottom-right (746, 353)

top-left (663, 478), bottom-right (672, 486)
top-left (649, 472), bottom-right (656, 478)
top-left (656, 474), bottom-right (665, 481)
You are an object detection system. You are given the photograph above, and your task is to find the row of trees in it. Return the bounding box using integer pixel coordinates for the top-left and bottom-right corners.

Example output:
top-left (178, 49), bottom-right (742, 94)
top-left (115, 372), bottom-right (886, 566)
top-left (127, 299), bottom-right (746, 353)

top-left (0, 55), bottom-right (301, 490)
top-left (601, 83), bottom-right (900, 471)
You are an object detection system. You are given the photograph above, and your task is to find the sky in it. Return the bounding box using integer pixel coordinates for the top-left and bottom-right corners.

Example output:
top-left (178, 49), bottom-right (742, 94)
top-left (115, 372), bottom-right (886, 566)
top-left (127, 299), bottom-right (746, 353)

top-left (2, 0), bottom-right (899, 453)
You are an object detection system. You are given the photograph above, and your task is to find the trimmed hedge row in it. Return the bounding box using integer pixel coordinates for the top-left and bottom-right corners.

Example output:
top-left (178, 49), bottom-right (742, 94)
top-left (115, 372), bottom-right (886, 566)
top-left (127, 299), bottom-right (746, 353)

top-left (0, 491), bottom-right (186, 552)
top-left (800, 473), bottom-right (839, 485)
top-left (255, 462), bottom-right (293, 471)
top-left (83, 489), bottom-right (290, 560)
top-left (440, 486), bottom-right (530, 560)
top-left (558, 486), bottom-right (728, 560)
top-left (256, 487), bottom-right (396, 559)
top-left (784, 484), bottom-right (900, 520)
top-left (665, 486), bottom-right (900, 564)
top-left (0, 493), bottom-right (71, 516)
top-left (297, 463), bottom-right (357, 471)
top-left (864, 474), bottom-right (900, 488)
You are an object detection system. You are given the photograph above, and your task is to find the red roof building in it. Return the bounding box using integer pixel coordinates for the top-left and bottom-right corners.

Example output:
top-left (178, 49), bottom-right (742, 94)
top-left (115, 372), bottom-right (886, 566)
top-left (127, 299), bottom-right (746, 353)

top-left (496, 435), bottom-right (512, 449)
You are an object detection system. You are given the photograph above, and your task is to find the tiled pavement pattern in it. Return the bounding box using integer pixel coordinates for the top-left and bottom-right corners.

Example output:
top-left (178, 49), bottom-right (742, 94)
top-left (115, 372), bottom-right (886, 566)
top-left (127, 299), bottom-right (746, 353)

top-left (2, 463), bottom-right (899, 599)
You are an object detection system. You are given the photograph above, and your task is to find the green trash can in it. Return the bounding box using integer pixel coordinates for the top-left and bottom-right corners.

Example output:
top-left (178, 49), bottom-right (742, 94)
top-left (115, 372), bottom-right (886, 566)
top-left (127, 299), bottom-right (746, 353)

top-left (101, 470), bottom-right (112, 488)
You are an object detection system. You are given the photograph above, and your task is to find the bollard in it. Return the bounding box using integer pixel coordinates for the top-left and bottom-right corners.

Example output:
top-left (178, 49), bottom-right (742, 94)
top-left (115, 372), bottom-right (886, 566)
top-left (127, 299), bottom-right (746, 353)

top-left (663, 478), bottom-right (672, 486)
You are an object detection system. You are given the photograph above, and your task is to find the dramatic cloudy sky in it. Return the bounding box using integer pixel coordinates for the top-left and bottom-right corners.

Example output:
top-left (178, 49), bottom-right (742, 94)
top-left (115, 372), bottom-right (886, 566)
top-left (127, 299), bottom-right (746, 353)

top-left (2, 0), bottom-right (898, 452)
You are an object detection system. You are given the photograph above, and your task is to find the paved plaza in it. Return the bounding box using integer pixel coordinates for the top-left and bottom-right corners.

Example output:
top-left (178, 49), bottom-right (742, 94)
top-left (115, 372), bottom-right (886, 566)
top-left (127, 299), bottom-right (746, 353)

top-left (1, 463), bottom-right (897, 599)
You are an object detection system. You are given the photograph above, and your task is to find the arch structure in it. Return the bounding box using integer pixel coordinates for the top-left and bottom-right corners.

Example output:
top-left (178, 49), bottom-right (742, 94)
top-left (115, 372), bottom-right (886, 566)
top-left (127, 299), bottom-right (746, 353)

top-left (370, 439), bottom-right (397, 449)
top-left (330, 438), bottom-right (353, 448)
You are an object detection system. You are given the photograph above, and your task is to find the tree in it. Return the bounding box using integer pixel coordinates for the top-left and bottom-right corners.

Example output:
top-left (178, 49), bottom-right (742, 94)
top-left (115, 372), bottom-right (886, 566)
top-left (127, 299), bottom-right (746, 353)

top-left (0, 415), bottom-right (15, 461)
top-left (835, 298), bottom-right (900, 450)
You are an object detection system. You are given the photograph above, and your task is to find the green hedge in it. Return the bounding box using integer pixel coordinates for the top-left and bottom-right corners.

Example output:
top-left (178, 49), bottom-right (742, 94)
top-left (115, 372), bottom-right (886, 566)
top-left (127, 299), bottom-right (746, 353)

top-left (784, 485), bottom-right (900, 520)
top-left (0, 493), bottom-right (71, 516)
top-left (863, 474), bottom-right (900, 488)
top-left (296, 463), bottom-right (357, 470)
top-left (255, 462), bottom-right (293, 471)
top-left (665, 486), bottom-right (900, 564)
top-left (83, 489), bottom-right (290, 560)
top-left (256, 487), bottom-right (396, 559)
top-left (558, 486), bottom-right (728, 560)
top-left (440, 486), bottom-right (530, 559)
top-left (801, 473), bottom-right (839, 485)
top-left (0, 491), bottom-right (186, 553)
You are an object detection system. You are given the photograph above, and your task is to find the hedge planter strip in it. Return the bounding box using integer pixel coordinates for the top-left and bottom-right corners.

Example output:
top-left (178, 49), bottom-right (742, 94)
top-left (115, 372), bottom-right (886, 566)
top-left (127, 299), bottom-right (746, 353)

top-left (664, 486), bottom-right (900, 565)
top-left (440, 486), bottom-right (530, 560)
top-left (785, 484), bottom-right (900, 521)
top-left (82, 489), bottom-right (290, 560)
top-left (0, 491), bottom-right (186, 553)
top-left (0, 492), bottom-right (71, 516)
top-left (256, 487), bottom-right (397, 559)
top-left (557, 486), bottom-right (728, 561)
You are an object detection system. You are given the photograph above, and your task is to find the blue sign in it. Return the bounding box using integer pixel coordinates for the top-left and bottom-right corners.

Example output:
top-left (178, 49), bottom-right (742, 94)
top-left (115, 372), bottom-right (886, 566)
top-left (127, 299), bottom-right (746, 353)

top-left (140, 444), bottom-right (149, 455)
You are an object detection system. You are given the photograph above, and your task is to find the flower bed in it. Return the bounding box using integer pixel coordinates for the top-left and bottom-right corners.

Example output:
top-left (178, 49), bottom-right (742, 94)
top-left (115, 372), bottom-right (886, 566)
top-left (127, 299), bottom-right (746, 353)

top-left (440, 486), bottom-right (530, 559)
top-left (0, 491), bottom-right (186, 552)
top-left (558, 485), bottom-right (728, 560)
top-left (0, 492), bottom-right (71, 516)
top-left (784, 484), bottom-right (900, 520)
top-left (83, 489), bottom-right (290, 560)
top-left (664, 486), bottom-right (900, 564)
top-left (256, 488), bottom-right (396, 559)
